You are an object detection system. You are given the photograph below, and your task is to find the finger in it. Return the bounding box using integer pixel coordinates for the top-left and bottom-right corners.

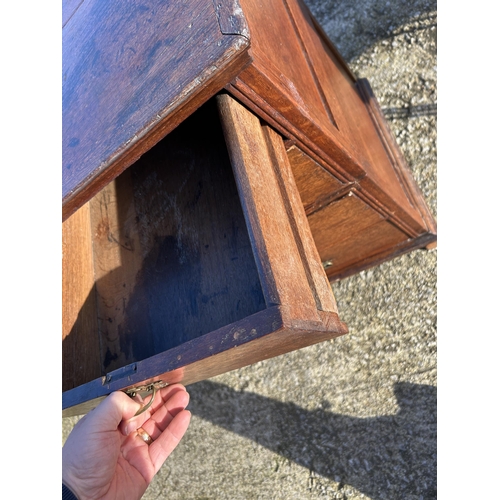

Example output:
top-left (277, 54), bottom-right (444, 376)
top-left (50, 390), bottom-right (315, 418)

top-left (139, 390), bottom-right (190, 440)
top-left (149, 383), bottom-right (188, 414)
top-left (148, 410), bottom-right (191, 473)
top-left (120, 384), bottom-right (188, 435)
top-left (91, 391), bottom-right (143, 431)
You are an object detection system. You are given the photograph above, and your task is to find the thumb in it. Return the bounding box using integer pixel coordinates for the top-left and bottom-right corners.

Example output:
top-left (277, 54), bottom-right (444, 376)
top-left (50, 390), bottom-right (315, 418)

top-left (90, 391), bottom-right (142, 431)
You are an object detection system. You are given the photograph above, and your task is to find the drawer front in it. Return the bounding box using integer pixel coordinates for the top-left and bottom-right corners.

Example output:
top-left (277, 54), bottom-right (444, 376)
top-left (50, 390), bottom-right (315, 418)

top-left (307, 193), bottom-right (409, 278)
top-left (285, 144), bottom-right (426, 280)
top-left (287, 145), bottom-right (346, 214)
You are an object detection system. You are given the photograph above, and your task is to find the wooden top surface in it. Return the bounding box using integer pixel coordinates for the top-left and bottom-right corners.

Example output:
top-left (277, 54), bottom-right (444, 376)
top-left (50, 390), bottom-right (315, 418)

top-left (62, 0), bottom-right (250, 220)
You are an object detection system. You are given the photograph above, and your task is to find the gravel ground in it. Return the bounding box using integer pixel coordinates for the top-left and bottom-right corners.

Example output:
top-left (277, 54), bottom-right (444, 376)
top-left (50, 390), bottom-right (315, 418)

top-left (62, 1), bottom-right (437, 498)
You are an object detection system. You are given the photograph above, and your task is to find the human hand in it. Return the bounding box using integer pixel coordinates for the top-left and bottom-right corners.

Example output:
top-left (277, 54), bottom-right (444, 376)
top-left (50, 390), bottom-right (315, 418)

top-left (62, 384), bottom-right (191, 500)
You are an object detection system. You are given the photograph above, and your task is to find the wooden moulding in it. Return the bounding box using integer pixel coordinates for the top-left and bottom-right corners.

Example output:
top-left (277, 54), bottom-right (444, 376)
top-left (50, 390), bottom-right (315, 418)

top-left (289, 79), bottom-right (437, 281)
top-left (62, 96), bottom-right (347, 417)
top-left (325, 231), bottom-right (437, 282)
top-left (62, 0), bottom-right (252, 222)
top-left (228, 0), bottom-right (435, 244)
top-left (216, 93), bottom-right (340, 316)
top-left (355, 78), bottom-right (437, 239)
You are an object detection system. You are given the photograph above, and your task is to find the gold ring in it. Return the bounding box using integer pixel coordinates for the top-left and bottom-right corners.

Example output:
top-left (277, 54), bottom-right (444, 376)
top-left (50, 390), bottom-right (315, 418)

top-left (136, 427), bottom-right (153, 445)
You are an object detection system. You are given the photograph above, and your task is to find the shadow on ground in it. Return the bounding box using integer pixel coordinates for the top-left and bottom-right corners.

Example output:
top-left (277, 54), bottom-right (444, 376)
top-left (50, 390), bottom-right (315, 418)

top-left (188, 380), bottom-right (436, 500)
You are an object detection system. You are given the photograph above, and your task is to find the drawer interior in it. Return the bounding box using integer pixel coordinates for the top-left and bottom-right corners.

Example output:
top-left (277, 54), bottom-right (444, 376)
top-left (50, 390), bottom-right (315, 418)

top-left (62, 99), bottom-right (266, 392)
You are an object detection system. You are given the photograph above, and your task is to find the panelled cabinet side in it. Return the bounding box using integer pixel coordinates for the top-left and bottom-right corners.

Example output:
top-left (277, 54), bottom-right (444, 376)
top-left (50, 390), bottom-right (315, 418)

top-left (226, 0), bottom-right (436, 280)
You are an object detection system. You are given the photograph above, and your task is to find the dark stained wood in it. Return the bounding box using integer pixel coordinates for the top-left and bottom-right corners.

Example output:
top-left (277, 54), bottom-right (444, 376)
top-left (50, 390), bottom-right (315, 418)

top-left (213, 0), bottom-right (251, 37)
top-left (63, 95), bottom-right (347, 415)
top-left (62, 0), bottom-right (252, 221)
top-left (63, 306), bottom-right (285, 416)
top-left (224, 80), bottom-right (359, 180)
top-left (319, 219), bottom-right (408, 276)
top-left (229, 42), bottom-right (366, 180)
top-left (88, 169), bottom-right (152, 373)
top-left (63, 305), bottom-right (347, 416)
top-left (222, 0), bottom-right (436, 281)
top-left (286, 145), bottom-right (354, 215)
top-left (308, 192), bottom-right (385, 250)
top-left (285, 0), bottom-right (421, 217)
top-left (306, 190), bottom-right (409, 276)
top-left (62, 202), bottom-right (101, 391)
top-left (63, 98), bottom-right (272, 386)
top-left (226, 83), bottom-right (433, 277)
top-left (234, 0), bottom-right (342, 137)
top-left (63, 0), bottom-right (436, 282)
top-left (92, 100), bottom-right (266, 373)
top-left (120, 101), bottom-right (266, 357)
top-left (62, 0), bottom-right (437, 415)
top-left (63, 96), bottom-right (349, 416)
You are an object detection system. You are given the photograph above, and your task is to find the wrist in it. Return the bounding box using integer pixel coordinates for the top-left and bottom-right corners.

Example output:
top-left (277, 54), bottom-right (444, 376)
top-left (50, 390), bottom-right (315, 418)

top-left (62, 482), bottom-right (79, 500)
top-left (62, 465), bottom-right (84, 500)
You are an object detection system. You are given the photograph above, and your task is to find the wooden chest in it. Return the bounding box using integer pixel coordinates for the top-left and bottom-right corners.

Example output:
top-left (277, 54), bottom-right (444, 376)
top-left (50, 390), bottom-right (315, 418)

top-left (62, 0), bottom-right (436, 416)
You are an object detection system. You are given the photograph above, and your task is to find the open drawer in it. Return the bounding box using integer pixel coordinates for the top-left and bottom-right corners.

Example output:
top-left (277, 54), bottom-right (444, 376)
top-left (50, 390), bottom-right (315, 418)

top-left (62, 94), bottom-right (347, 416)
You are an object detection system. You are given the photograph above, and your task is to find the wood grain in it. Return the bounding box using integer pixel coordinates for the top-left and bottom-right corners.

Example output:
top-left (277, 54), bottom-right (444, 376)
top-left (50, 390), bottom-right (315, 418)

top-left (62, 202), bottom-right (101, 391)
top-left (229, 0), bottom-right (433, 241)
top-left (217, 93), bottom-right (322, 322)
top-left (356, 78), bottom-right (437, 238)
top-left (62, 0), bottom-right (251, 221)
top-left (235, 0), bottom-right (341, 135)
top-left (63, 305), bottom-right (347, 416)
top-left (127, 100), bottom-right (267, 353)
top-left (90, 99), bottom-right (266, 373)
top-left (63, 96), bottom-right (349, 415)
top-left (326, 232), bottom-right (437, 282)
top-left (285, 0), bottom-right (422, 221)
top-left (306, 191), bottom-right (408, 276)
top-left (319, 219), bottom-right (408, 275)
top-left (61, 0), bottom-right (438, 414)
top-left (287, 145), bottom-right (342, 207)
top-left (307, 192), bottom-right (384, 251)
top-left (89, 170), bottom-right (150, 373)
top-left (286, 145), bottom-right (351, 215)
top-left (262, 125), bottom-right (338, 313)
